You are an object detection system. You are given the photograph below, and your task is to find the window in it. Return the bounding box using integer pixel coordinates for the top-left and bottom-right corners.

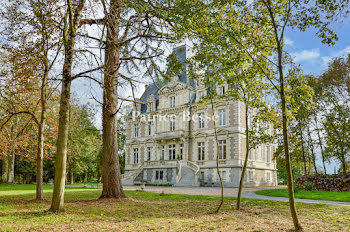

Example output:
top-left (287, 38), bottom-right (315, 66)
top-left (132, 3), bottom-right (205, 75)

top-left (266, 171), bottom-right (271, 183)
top-left (266, 145), bottom-right (270, 162)
top-left (170, 96), bottom-right (175, 108)
top-left (248, 150), bottom-right (253, 160)
top-left (161, 146), bottom-right (165, 160)
top-left (198, 142), bottom-right (205, 160)
top-left (218, 140), bottom-right (227, 160)
top-left (133, 148), bottom-right (139, 164)
top-left (149, 102), bottom-right (153, 112)
top-left (218, 109), bottom-right (226, 126)
top-left (168, 144), bottom-right (176, 160)
top-left (156, 170), bottom-right (164, 180)
top-left (170, 115), bottom-right (176, 131)
top-left (248, 170), bottom-right (254, 181)
top-left (148, 121), bottom-right (153, 136)
top-left (217, 170), bottom-right (227, 181)
top-left (147, 147), bottom-right (153, 161)
top-left (134, 124), bottom-right (139, 137)
top-left (218, 86), bottom-right (225, 95)
top-left (198, 113), bottom-right (205, 129)
top-left (199, 91), bottom-right (205, 99)
top-left (179, 144), bottom-right (183, 160)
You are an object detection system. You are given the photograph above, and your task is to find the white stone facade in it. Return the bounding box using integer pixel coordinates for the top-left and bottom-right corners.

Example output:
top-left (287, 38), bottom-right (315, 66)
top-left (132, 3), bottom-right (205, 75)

top-left (122, 46), bottom-right (277, 187)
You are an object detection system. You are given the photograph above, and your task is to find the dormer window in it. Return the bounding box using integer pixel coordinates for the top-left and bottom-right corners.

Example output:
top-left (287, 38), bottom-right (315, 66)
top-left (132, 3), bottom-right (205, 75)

top-left (218, 86), bottom-right (225, 95)
top-left (170, 96), bottom-right (175, 108)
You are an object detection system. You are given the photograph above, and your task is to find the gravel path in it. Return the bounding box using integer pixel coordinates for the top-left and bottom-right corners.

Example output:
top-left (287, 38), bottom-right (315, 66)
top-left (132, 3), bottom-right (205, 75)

top-left (66, 185), bottom-right (350, 207)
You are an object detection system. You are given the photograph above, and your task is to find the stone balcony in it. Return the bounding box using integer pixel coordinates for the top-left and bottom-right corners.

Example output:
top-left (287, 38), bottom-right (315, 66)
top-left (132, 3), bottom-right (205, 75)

top-left (153, 129), bottom-right (187, 141)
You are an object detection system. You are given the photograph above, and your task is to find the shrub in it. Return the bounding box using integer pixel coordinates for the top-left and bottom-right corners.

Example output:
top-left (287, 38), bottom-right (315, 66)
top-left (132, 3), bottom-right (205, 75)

top-left (304, 181), bottom-right (314, 191)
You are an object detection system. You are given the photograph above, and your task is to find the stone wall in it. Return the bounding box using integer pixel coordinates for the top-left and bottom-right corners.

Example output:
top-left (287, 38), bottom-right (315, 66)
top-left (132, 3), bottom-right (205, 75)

top-left (295, 173), bottom-right (350, 192)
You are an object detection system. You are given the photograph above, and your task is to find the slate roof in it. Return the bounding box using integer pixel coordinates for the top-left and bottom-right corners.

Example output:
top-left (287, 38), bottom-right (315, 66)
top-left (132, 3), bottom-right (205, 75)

top-left (139, 45), bottom-right (195, 114)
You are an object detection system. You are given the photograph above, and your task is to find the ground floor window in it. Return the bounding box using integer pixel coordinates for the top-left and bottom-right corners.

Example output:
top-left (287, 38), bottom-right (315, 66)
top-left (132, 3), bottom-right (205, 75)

top-left (147, 147), bottom-right (153, 161)
top-left (218, 140), bottom-right (226, 160)
top-left (248, 170), bottom-right (254, 181)
top-left (133, 148), bottom-right (139, 164)
top-left (198, 142), bottom-right (205, 160)
top-left (161, 146), bottom-right (165, 160)
top-left (155, 170), bottom-right (164, 180)
top-left (179, 144), bottom-right (183, 160)
top-left (266, 171), bottom-right (271, 183)
top-left (169, 144), bottom-right (176, 160)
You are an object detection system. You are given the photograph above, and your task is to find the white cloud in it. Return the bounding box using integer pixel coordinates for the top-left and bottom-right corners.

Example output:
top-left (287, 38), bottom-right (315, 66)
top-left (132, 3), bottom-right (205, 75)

top-left (321, 45), bottom-right (350, 67)
top-left (284, 37), bottom-right (294, 46)
top-left (291, 48), bottom-right (320, 62)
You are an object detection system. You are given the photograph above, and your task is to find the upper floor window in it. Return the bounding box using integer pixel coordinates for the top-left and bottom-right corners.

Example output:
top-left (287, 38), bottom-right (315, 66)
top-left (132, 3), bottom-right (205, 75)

top-left (198, 142), bottom-right (205, 160)
top-left (198, 113), bottom-right (205, 129)
top-left (169, 144), bottom-right (176, 160)
top-left (134, 124), bottom-right (139, 137)
top-left (179, 144), bottom-right (183, 160)
top-left (149, 102), bottom-right (153, 112)
top-left (218, 86), bottom-right (225, 95)
top-left (218, 140), bottom-right (227, 160)
top-left (133, 148), bottom-right (139, 164)
top-left (170, 115), bottom-right (176, 131)
top-left (147, 147), bottom-right (153, 161)
top-left (218, 109), bottom-right (226, 126)
top-left (148, 121), bottom-right (153, 136)
top-left (170, 96), bottom-right (175, 108)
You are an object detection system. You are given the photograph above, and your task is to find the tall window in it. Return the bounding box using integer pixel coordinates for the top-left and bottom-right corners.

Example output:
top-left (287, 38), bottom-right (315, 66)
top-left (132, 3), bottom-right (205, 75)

top-left (198, 113), bottom-right (204, 129)
top-left (133, 148), bottom-right (139, 164)
top-left (161, 146), bottom-right (165, 160)
top-left (218, 86), bottom-right (225, 95)
top-left (266, 171), bottom-right (271, 183)
top-left (218, 140), bottom-right (227, 160)
top-left (179, 144), bottom-right (183, 160)
top-left (218, 109), bottom-right (226, 126)
top-left (149, 102), bottom-right (153, 112)
top-left (170, 115), bottom-right (176, 131)
top-left (170, 96), bottom-right (175, 108)
top-left (266, 145), bottom-right (270, 163)
top-left (134, 124), bottom-right (139, 137)
top-left (147, 147), bottom-right (153, 161)
top-left (248, 170), bottom-right (254, 181)
top-left (169, 144), bottom-right (176, 160)
top-left (198, 142), bottom-right (205, 160)
top-left (148, 121), bottom-right (153, 136)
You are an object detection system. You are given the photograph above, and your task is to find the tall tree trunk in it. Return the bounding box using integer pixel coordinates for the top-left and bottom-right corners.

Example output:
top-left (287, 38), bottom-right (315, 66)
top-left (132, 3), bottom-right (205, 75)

top-left (314, 116), bottom-right (326, 174)
top-left (36, 70), bottom-right (48, 200)
top-left (8, 150), bottom-right (15, 184)
top-left (274, 31), bottom-right (303, 231)
top-left (237, 103), bottom-right (249, 210)
top-left (70, 166), bottom-right (74, 185)
top-left (210, 97), bottom-right (223, 213)
top-left (50, 79), bottom-right (71, 212)
top-left (100, 0), bottom-right (125, 199)
top-left (49, 0), bottom-right (85, 212)
top-left (1, 154), bottom-right (9, 183)
top-left (307, 126), bottom-right (317, 174)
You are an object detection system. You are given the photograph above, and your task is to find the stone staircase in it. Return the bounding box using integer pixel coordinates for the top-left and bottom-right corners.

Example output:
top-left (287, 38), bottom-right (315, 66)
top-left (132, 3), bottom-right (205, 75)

top-left (121, 164), bottom-right (144, 185)
top-left (175, 160), bottom-right (200, 187)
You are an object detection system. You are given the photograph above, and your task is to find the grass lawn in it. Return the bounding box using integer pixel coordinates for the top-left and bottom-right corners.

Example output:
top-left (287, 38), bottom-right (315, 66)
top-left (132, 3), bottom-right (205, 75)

top-left (0, 184), bottom-right (349, 231)
top-left (256, 189), bottom-right (350, 202)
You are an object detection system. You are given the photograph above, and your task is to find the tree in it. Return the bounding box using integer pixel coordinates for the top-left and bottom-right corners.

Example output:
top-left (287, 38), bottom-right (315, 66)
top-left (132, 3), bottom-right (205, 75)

top-left (1, 0), bottom-right (62, 200)
top-left (98, 0), bottom-right (179, 199)
top-left (173, 0), bottom-right (349, 230)
top-left (50, 0), bottom-right (87, 212)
